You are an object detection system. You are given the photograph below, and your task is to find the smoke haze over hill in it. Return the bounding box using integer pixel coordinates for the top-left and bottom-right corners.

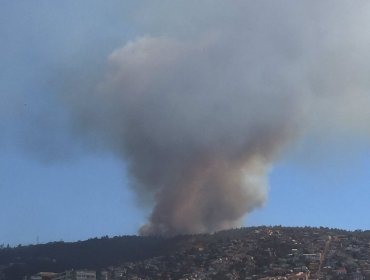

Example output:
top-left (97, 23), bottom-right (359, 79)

top-left (3, 1), bottom-right (370, 236)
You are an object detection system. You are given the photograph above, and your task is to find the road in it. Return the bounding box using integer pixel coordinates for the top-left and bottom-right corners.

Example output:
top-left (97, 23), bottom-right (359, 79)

top-left (317, 235), bottom-right (332, 278)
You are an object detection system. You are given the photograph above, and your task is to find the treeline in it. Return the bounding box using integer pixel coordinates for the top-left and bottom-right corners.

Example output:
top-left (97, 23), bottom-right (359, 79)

top-left (0, 235), bottom-right (173, 280)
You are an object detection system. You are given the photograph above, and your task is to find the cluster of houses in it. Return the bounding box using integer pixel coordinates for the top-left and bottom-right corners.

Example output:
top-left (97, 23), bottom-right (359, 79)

top-left (23, 227), bottom-right (370, 280)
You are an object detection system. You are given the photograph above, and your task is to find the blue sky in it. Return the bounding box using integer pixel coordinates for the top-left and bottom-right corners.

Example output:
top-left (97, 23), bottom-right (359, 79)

top-left (1, 1), bottom-right (370, 246)
top-left (0, 1), bottom-right (147, 245)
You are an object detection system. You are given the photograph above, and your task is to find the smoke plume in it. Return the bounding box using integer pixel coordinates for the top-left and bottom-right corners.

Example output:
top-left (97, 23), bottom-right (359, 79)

top-left (64, 1), bottom-right (370, 235)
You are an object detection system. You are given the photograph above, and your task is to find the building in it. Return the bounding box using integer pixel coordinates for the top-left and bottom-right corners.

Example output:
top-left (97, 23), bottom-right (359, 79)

top-left (52, 270), bottom-right (96, 280)
top-left (24, 272), bottom-right (58, 280)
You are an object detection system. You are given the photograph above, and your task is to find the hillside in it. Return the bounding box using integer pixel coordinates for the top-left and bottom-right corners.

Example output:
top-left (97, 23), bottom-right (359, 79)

top-left (1, 226), bottom-right (370, 279)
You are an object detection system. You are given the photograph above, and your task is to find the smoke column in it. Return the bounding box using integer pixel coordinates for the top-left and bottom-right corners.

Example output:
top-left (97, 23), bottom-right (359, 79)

top-left (65, 1), bottom-right (370, 235)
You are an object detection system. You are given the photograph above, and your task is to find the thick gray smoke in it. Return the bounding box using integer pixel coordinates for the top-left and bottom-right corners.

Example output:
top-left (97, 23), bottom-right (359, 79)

top-left (65, 1), bottom-right (370, 235)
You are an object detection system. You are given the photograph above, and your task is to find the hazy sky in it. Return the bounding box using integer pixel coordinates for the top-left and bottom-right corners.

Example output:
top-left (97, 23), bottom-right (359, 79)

top-left (1, 1), bottom-right (370, 245)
